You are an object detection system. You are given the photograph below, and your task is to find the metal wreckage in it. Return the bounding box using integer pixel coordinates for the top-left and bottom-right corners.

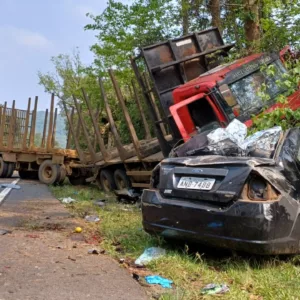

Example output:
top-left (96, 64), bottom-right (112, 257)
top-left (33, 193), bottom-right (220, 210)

top-left (142, 120), bottom-right (300, 255)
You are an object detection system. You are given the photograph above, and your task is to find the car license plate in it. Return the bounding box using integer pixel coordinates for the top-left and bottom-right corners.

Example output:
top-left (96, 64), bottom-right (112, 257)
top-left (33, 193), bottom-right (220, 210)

top-left (177, 177), bottom-right (215, 190)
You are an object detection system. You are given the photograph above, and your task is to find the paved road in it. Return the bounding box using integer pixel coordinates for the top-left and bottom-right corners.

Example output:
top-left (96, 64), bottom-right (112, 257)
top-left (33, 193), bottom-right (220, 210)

top-left (0, 177), bottom-right (147, 300)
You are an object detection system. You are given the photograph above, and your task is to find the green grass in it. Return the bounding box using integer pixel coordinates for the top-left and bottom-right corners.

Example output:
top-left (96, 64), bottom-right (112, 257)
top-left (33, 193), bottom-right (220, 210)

top-left (51, 183), bottom-right (300, 300)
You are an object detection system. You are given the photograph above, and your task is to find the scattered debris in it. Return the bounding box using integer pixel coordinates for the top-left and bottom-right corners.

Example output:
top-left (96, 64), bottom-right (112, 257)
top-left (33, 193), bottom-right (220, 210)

top-left (61, 197), bottom-right (76, 204)
top-left (145, 275), bottom-right (173, 288)
top-left (135, 247), bottom-right (166, 266)
top-left (119, 258), bottom-right (125, 263)
top-left (84, 215), bottom-right (100, 223)
top-left (114, 189), bottom-right (140, 203)
top-left (88, 248), bottom-right (105, 255)
top-left (132, 273), bottom-right (140, 281)
top-left (201, 284), bottom-right (230, 295)
top-left (93, 200), bottom-right (106, 207)
top-left (0, 184), bottom-right (21, 189)
top-left (25, 234), bottom-right (39, 238)
top-left (67, 256), bottom-right (76, 261)
top-left (75, 227), bottom-right (82, 233)
top-left (0, 229), bottom-right (12, 235)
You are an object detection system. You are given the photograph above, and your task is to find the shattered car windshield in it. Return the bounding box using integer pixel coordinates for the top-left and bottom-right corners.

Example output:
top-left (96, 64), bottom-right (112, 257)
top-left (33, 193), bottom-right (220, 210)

top-left (226, 60), bottom-right (287, 114)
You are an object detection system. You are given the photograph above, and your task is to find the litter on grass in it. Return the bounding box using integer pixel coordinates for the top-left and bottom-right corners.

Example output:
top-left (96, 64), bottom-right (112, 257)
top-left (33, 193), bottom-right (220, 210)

top-left (135, 247), bottom-right (166, 266)
top-left (84, 215), bottom-right (100, 222)
top-left (93, 200), bottom-right (106, 207)
top-left (88, 248), bottom-right (105, 255)
top-left (145, 275), bottom-right (173, 288)
top-left (61, 197), bottom-right (76, 204)
top-left (0, 229), bottom-right (12, 235)
top-left (201, 284), bottom-right (229, 295)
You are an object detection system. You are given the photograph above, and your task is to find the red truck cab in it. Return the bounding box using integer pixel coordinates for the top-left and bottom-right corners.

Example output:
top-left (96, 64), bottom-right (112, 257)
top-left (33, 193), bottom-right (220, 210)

top-left (171, 51), bottom-right (300, 141)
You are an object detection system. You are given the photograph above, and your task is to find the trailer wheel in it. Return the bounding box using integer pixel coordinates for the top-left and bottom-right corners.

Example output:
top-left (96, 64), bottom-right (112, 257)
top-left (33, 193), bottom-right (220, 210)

top-left (114, 169), bottom-right (131, 190)
top-left (38, 160), bottom-right (60, 185)
top-left (0, 157), bottom-right (8, 178)
top-left (56, 165), bottom-right (67, 185)
top-left (99, 169), bottom-right (117, 192)
top-left (6, 163), bottom-right (15, 178)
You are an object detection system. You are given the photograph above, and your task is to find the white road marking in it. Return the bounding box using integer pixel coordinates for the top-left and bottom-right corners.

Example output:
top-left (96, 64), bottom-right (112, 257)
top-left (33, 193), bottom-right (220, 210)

top-left (0, 178), bottom-right (20, 204)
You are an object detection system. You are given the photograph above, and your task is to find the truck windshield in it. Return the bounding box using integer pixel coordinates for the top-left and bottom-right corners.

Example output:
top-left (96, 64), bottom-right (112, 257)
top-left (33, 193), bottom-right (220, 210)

top-left (224, 59), bottom-right (287, 114)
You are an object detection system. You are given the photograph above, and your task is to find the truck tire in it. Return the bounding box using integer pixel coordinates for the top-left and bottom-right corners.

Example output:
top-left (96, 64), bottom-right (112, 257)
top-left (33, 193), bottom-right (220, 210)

top-left (56, 165), bottom-right (67, 185)
top-left (114, 169), bottom-right (131, 190)
top-left (0, 157), bottom-right (8, 178)
top-left (38, 160), bottom-right (60, 185)
top-left (6, 163), bottom-right (15, 178)
top-left (99, 169), bottom-right (117, 192)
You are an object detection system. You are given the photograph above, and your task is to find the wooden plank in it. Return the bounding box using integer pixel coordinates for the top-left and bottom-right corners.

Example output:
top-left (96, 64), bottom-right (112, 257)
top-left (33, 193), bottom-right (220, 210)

top-left (131, 182), bottom-right (150, 188)
top-left (22, 97), bottom-right (31, 150)
top-left (7, 100), bottom-right (16, 150)
top-left (132, 80), bottom-right (151, 140)
top-left (61, 100), bottom-right (86, 163)
top-left (46, 94), bottom-right (54, 151)
top-left (109, 69), bottom-right (142, 159)
top-left (66, 106), bottom-right (74, 149)
top-left (41, 109), bottom-right (48, 148)
top-left (51, 107), bottom-right (57, 147)
top-left (0, 102), bottom-right (7, 149)
top-left (72, 95), bottom-right (96, 162)
top-left (81, 88), bottom-right (109, 161)
top-left (126, 170), bottom-right (152, 176)
top-left (98, 76), bottom-right (133, 161)
top-left (144, 72), bottom-right (167, 136)
top-left (29, 96), bottom-right (38, 149)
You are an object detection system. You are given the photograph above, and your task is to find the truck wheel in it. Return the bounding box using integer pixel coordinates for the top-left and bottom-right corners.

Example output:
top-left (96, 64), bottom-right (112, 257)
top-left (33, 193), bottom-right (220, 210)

top-left (6, 163), bottom-right (15, 178)
top-left (38, 160), bottom-right (60, 185)
top-left (99, 169), bottom-right (117, 192)
top-left (0, 158), bottom-right (8, 178)
top-left (114, 169), bottom-right (131, 190)
top-left (56, 165), bottom-right (67, 185)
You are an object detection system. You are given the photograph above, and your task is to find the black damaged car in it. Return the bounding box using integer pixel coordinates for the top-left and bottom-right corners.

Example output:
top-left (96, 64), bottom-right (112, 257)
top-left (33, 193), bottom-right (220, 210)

top-left (141, 128), bottom-right (300, 255)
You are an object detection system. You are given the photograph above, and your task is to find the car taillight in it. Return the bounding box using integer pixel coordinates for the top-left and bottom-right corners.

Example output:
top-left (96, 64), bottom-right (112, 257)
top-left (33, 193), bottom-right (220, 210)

top-left (241, 173), bottom-right (279, 202)
top-left (150, 164), bottom-right (161, 189)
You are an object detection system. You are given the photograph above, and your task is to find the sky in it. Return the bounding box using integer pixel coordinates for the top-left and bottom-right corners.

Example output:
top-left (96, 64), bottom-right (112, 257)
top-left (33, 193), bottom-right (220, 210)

top-left (0, 0), bottom-right (116, 110)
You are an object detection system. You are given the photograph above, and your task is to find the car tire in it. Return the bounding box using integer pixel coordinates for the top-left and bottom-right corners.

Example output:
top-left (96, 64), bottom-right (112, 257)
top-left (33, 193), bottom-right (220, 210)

top-left (0, 157), bottom-right (8, 178)
top-left (38, 160), bottom-right (60, 185)
top-left (99, 169), bottom-right (117, 192)
top-left (114, 169), bottom-right (131, 190)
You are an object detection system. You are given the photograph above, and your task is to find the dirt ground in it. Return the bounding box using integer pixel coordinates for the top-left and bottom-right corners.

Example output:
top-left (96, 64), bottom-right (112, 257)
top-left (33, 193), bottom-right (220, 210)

top-left (0, 179), bottom-right (147, 300)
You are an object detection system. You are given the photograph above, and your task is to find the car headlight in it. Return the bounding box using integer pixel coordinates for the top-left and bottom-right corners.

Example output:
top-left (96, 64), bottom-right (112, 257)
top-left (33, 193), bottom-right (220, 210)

top-left (241, 173), bottom-right (279, 202)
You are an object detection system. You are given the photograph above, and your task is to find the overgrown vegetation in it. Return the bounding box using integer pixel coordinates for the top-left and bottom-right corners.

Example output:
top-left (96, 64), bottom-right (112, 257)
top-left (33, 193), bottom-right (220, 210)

top-left (38, 0), bottom-right (300, 146)
top-left (250, 58), bottom-right (300, 133)
top-left (51, 183), bottom-right (300, 300)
